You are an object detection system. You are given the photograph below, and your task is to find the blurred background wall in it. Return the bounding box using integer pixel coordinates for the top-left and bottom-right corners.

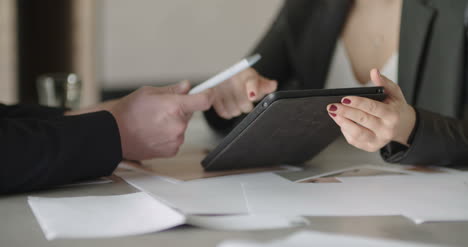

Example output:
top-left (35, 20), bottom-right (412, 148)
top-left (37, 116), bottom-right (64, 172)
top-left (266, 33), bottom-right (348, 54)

top-left (1, 0), bottom-right (283, 106)
top-left (0, 0), bottom-right (17, 104)
top-left (97, 0), bottom-right (283, 98)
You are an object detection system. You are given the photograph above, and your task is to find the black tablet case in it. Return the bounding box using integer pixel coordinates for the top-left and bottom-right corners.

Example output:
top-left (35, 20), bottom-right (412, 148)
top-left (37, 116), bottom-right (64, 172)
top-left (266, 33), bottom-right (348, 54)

top-left (202, 87), bottom-right (386, 171)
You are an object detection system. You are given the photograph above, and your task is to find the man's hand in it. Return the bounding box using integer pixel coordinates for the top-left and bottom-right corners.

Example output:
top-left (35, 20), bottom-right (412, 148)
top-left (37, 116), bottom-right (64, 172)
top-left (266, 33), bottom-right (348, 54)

top-left (102, 81), bottom-right (212, 160)
top-left (212, 68), bottom-right (277, 119)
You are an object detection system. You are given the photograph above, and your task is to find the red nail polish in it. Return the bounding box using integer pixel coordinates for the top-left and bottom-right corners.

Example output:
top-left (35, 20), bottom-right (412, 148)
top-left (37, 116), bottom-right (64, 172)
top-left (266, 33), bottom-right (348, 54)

top-left (329, 105), bottom-right (337, 112)
top-left (249, 92), bottom-right (256, 98)
top-left (342, 98), bottom-right (351, 104)
top-left (329, 113), bottom-right (337, 117)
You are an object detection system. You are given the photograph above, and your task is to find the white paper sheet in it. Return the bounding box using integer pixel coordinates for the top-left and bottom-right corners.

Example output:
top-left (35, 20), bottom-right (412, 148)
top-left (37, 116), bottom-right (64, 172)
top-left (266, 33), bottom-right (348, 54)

top-left (218, 231), bottom-right (439, 247)
top-left (186, 215), bottom-right (309, 231)
top-left (243, 182), bottom-right (400, 216)
top-left (117, 170), bottom-right (289, 215)
top-left (243, 173), bottom-right (468, 223)
top-left (338, 174), bottom-right (468, 223)
top-left (28, 192), bottom-right (185, 240)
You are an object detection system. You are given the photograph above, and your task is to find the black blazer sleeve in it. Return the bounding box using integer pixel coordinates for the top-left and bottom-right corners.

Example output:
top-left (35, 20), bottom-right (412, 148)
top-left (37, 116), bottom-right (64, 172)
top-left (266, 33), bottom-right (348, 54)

top-left (0, 103), bottom-right (66, 119)
top-left (203, 2), bottom-right (294, 134)
top-left (0, 110), bottom-right (122, 194)
top-left (381, 109), bottom-right (468, 166)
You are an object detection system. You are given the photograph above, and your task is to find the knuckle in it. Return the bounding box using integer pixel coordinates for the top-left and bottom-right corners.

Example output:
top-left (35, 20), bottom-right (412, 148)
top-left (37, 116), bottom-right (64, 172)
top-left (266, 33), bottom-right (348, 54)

top-left (366, 100), bottom-right (377, 113)
top-left (387, 113), bottom-right (400, 126)
top-left (358, 113), bottom-right (368, 125)
top-left (167, 104), bottom-right (181, 116)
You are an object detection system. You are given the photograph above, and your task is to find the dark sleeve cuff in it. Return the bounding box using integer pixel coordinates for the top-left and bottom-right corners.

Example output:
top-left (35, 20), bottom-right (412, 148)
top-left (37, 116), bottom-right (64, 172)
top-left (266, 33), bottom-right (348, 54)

top-left (0, 111), bottom-right (122, 193)
top-left (380, 108), bottom-right (419, 163)
top-left (380, 108), bottom-right (468, 166)
top-left (0, 103), bottom-right (66, 120)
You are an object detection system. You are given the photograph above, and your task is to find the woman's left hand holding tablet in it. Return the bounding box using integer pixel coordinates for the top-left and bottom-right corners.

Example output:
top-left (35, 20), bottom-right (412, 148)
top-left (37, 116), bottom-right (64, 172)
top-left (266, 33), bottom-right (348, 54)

top-left (327, 69), bottom-right (417, 152)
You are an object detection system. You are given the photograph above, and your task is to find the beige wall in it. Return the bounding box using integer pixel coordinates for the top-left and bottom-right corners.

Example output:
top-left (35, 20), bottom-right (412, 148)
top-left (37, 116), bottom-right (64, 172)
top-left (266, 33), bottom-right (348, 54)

top-left (0, 0), bottom-right (17, 104)
top-left (72, 0), bottom-right (99, 107)
top-left (97, 0), bottom-right (283, 89)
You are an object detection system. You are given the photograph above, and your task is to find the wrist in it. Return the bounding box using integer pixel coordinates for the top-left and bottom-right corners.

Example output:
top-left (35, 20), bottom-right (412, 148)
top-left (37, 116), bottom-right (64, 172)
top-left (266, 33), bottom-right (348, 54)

top-left (393, 105), bottom-right (416, 146)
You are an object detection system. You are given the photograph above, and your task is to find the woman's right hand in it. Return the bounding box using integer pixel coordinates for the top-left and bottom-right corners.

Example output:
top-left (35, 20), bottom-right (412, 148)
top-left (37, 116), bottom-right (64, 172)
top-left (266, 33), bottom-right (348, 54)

top-left (212, 68), bottom-right (278, 119)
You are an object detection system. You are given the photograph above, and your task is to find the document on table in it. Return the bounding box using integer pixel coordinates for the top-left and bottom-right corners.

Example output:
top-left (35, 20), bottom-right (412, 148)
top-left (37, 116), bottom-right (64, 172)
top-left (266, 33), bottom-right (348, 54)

top-left (28, 192), bottom-right (185, 240)
top-left (243, 182), bottom-right (399, 216)
top-left (337, 174), bottom-right (468, 223)
top-left (117, 171), bottom-right (247, 214)
top-left (242, 173), bottom-right (468, 223)
top-left (28, 192), bottom-right (308, 240)
top-left (117, 170), bottom-right (289, 215)
top-left (218, 231), bottom-right (440, 247)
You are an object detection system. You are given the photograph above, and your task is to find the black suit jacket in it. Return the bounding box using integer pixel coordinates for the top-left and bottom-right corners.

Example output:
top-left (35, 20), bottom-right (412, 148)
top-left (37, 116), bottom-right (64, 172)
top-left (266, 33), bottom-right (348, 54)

top-left (0, 104), bottom-right (122, 193)
top-left (205, 0), bottom-right (468, 166)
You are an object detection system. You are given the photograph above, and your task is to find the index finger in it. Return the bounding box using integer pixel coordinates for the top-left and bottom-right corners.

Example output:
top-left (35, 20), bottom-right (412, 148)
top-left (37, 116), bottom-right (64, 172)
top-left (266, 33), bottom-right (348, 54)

top-left (340, 96), bottom-right (390, 119)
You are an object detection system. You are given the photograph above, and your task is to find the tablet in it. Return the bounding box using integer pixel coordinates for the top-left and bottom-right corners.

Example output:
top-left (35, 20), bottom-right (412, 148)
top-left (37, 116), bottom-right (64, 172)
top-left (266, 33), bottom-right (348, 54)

top-left (202, 87), bottom-right (386, 171)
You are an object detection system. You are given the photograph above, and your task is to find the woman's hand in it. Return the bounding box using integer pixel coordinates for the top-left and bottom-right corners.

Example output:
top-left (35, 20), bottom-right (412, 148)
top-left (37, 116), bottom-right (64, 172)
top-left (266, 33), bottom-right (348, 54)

top-left (212, 68), bottom-right (277, 119)
top-left (327, 69), bottom-right (416, 152)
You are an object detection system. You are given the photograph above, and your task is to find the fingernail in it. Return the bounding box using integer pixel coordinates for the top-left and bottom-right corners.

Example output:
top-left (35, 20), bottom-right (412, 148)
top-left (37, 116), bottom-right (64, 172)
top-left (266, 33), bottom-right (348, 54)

top-left (329, 113), bottom-right (337, 117)
top-left (342, 98), bottom-right (351, 104)
top-left (249, 92), bottom-right (256, 98)
top-left (329, 105), bottom-right (337, 112)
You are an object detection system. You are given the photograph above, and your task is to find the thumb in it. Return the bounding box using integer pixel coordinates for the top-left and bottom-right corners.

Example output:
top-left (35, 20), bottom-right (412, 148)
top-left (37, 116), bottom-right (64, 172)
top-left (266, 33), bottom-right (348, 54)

top-left (156, 80), bottom-right (191, 95)
top-left (179, 88), bottom-right (214, 114)
top-left (370, 68), bottom-right (404, 101)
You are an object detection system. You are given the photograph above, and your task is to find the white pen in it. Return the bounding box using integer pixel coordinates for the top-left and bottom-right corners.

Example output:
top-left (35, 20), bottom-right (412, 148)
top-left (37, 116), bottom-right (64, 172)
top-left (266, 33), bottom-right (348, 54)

top-left (188, 54), bottom-right (262, 95)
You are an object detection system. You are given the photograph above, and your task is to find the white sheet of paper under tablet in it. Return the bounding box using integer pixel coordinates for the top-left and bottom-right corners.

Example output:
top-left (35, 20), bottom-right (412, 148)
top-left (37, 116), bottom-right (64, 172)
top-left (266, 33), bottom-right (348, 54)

top-left (218, 231), bottom-right (439, 247)
top-left (28, 192), bottom-right (185, 240)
